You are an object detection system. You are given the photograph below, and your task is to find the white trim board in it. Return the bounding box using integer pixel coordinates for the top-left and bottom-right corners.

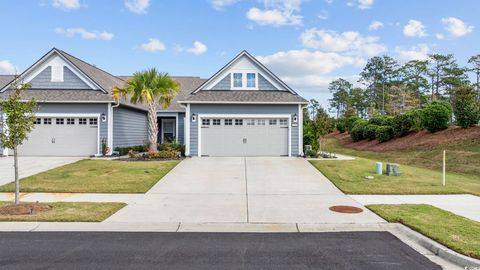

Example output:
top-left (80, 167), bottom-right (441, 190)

top-left (196, 113), bottom-right (291, 157)
top-left (185, 104), bottom-right (191, 156)
top-left (178, 101), bottom-right (308, 105)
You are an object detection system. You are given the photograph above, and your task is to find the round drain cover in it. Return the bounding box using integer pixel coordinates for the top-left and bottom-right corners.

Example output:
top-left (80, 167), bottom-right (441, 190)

top-left (329, 205), bottom-right (363, 214)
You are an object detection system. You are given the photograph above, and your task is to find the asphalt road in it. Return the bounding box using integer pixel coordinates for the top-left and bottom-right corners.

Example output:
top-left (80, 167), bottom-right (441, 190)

top-left (0, 231), bottom-right (440, 270)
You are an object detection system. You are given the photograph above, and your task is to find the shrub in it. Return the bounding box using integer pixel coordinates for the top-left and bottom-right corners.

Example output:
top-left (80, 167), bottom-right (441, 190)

top-left (363, 124), bottom-right (379, 140)
top-left (392, 114), bottom-right (413, 137)
top-left (375, 125), bottom-right (394, 142)
top-left (421, 103), bottom-right (451, 132)
top-left (148, 149), bottom-right (178, 159)
top-left (453, 86), bottom-right (480, 128)
top-left (115, 145), bottom-right (148, 156)
top-left (336, 117), bottom-right (347, 133)
top-left (305, 149), bottom-right (317, 158)
top-left (368, 115), bottom-right (386, 126)
top-left (407, 109), bottom-right (423, 131)
top-left (350, 120), bottom-right (368, 142)
top-left (159, 142), bottom-right (185, 156)
top-left (346, 116), bottom-right (361, 132)
top-left (431, 100), bottom-right (453, 116)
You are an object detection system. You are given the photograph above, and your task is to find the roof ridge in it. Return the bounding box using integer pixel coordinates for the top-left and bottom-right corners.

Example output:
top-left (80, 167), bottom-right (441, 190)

top-left (58, 49), bottom-right (125, 82)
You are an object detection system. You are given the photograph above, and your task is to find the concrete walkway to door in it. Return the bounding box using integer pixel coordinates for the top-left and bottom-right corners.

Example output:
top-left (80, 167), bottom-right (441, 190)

top-left (106, 157), bottom-right (384, 224)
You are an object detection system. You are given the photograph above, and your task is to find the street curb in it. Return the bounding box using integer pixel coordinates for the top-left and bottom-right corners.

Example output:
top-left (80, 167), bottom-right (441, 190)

top-left (392, 223), bottom-right (480, 268)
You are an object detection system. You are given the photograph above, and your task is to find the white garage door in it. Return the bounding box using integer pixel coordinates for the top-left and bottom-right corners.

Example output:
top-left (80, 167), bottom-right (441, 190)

top-left (200, 118), bottom-right (289, 157)
top-left (17, 116), bottom-right (99, 156)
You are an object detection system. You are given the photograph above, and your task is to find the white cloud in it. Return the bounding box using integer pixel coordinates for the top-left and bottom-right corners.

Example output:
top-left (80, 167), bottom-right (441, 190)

top-left (395, 44), bottom-right (430, 63)
top-left (318, 10), bottom-right (328, 20)
top-left (256, 49), bottom-right (364, 90)
top-left (186, 41), bottom-right (208, 55)
top-left (358, 0), bottom-right (373, 9)
top-left (125, 0), bottom-right (150, 14)
top-left (246, 0), bottom-right (303, 26)
top-left (0, 60), bottom-right (16, 75)
top-left (435, 33), bottom-right (445, 40)
top-left (369, 20), bottom-right (383, 31)
top-left (52, 0), bottom-right (80, 10)
top-left (441, 17), bottom-right (474, 37)
top-left (140, 38), bottom-right (166, 52)
top-left (55, 27), bottom-right (114, 40)
top-left (211, 0), bottom-right (240, 10)
top-left (300, 28), bottom-right (386, 57)
top-left (403, 19), bottom-right (427, 37)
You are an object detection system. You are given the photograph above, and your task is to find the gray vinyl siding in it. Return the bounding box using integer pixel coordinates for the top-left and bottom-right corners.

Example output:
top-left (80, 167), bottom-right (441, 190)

top-left (30, 66), bottom-right (91, 89)
top-left (211, 74), bottom-right (231, 90)
top-left (113, 105), bottom-right (148, 148)
top-left (0, 112), bottom-right (3, 154)
top-left (258, 74), bottom-right (278, 90)
top-left (188, 104), bottom-right (299, 156)
top-left (177, 112), bottom-right (185, 144)
top-left (34, 103), bottom-right (109, 152)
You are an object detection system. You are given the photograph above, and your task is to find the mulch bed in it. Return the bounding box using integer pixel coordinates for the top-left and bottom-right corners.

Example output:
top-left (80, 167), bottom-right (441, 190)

top-left (328, 126), bottom-right (480, 152)
top-left (329, 205), bottom-right (364, 214)
top-left (0, 203), bottom-right (52, 216)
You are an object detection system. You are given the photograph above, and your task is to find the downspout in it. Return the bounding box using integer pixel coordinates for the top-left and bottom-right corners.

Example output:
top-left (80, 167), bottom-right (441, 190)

top-left (179, 103), bottom-right (190, 156)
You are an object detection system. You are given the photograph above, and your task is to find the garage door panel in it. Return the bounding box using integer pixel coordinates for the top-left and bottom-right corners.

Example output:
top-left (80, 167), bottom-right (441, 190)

top-left (17, 117), bottom-right (98, 156)
top-left (200, 117), bottom-right (288, 157)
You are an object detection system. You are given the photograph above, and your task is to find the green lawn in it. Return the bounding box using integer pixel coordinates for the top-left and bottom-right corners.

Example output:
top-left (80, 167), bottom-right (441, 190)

top-left (0, 202), bottom-right (126, 222)
top-left (309, 157), bottom-right (480, 195)
top-left (367, 204), bottom-right (480, 259)
top-left (323, 137), bottom-right (480, 176)
top-left (0, 160), bottom-right (180, 193)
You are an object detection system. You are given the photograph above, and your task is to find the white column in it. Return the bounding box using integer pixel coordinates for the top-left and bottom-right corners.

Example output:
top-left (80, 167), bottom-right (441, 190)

top-left (107, 103), bottom-right (113, 155)
top-left (298, 104), bottom-right (303, 156)
top-left (175, 114), bottom-right (179, 143)
top-left (185, 104), bottom-right (190, 156)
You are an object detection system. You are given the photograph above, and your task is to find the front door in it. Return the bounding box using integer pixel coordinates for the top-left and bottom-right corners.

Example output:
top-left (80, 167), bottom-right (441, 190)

top-left (161, 119), bottom-right (176, 143)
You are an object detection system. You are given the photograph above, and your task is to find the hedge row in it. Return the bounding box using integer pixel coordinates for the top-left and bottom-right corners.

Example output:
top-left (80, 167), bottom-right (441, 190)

top-left (341, 101), bottom-right (452, 143)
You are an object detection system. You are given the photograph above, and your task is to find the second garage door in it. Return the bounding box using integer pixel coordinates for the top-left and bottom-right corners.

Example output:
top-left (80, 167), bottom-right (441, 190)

top-left (17, 116), bottom-right (99, 156)
top-left (200, 118), bottom-right (288, 157)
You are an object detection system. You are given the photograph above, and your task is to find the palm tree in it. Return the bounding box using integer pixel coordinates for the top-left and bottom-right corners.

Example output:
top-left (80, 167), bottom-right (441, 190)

top-left (112, 68), bottom-right (180, 152)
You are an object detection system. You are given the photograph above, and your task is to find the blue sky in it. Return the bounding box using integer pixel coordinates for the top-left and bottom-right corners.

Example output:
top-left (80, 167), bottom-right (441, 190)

top-left (0, 0), bottom-right (478, 109)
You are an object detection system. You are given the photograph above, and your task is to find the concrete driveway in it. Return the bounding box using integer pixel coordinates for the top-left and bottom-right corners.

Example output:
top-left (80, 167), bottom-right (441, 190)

top-left (107, 157), bottom-right (384, 224)
top-left (0, 156), bottom-right (83, 186)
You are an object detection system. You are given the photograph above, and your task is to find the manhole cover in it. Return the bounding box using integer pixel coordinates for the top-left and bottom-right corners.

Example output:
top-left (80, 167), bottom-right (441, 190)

top-left (329, 205), bottom-right (363, 214)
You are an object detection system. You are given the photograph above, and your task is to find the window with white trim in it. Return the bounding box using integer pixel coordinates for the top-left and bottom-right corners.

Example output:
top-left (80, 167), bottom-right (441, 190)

top-left (67, 118), bottom-right (75, 125)
top-left (257, 119), bottom-right (265, 125)
top-left (224, 119), bottom-right (233, 125)
top-left (56, 118), bottom-right (64, 125)
top-left (233, 73), bottom-right (242, 88)
top-left (79, 118), bottom-right (87, 125)
top-left (34, 118), bottom-right (41, 125)
top-left (235, 119), bottom-right (243, 125)
top-left (51, 65), bottom-right (64, 82)
top-left (247, 119), bottom-right (255, 126)
top-left (247, 73), bottom-right (256, 88)
top-left (212, 119), bottom-right (221, 125)
top-left (43, 118), bottom-right (52, 125)
top-left (269, 119), bottom-right (277, 125)
top-left (202, 119), bottom-right (210, 126)
top-left (89, 118), bottom-right (98, 125)
top-left (279, 119), bottom-right (288, 126)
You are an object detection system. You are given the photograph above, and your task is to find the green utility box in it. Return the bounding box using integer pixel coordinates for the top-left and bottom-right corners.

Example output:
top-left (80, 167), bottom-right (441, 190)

top-left (386, 163), bottom-right (401, 176)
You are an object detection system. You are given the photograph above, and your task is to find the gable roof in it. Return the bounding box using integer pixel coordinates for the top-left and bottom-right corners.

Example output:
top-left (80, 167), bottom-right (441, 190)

top-left (192, 50), bottom-right (298, 95)
top-left (179, 90), bottom-right (307, 104)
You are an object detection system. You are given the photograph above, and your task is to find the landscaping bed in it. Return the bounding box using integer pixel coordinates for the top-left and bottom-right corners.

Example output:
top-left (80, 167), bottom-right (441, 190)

top-left (367, 204), bottom-right (480, 259)
top-left (0, 159), bottom-right (180, 193)
top-left (0, 201), bottom-right (126, 222)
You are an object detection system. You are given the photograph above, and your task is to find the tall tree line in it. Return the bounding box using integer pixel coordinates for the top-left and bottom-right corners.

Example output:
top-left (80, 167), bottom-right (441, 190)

top-left (329, 53), bottom-right (480, 117)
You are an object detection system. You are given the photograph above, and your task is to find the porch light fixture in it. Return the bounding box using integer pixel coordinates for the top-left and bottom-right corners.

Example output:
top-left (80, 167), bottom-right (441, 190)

top-left (292, 113), bottom-right (298, 123)
top-left (101, 113), bottom-right (107, 122)
top-left (191, 113), bottom-right (197, 122)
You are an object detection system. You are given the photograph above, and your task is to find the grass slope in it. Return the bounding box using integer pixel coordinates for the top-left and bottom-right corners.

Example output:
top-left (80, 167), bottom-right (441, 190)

top-left (0, 160), bottom-right (180, 193)
top-left (309, 157), bottom-right (480, 195)
top-left (368, 204), bottom-right (480, 259)
top-left (0, 202), bottom-right (126, 222)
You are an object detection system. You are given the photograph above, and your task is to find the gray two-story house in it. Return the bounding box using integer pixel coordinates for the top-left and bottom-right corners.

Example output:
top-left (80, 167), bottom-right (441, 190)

top-left (0, 48), bottom-right (307, 157)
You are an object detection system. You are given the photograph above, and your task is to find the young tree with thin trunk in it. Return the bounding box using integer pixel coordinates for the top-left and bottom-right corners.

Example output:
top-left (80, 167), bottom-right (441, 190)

top-left (112, 69), bottom-right (180, 152)
top-left (0, 78), bottom-right (38, 205)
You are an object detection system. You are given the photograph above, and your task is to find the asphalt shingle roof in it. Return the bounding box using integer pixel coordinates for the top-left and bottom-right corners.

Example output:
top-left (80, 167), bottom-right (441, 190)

top-left (180, 90), bottom-right (308, 104)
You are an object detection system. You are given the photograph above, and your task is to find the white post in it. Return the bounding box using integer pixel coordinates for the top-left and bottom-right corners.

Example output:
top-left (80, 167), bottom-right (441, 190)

top-left (442, 150), bottom-right (446, 186)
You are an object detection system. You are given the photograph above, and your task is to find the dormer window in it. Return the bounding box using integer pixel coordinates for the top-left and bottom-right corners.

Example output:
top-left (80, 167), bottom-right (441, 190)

top-left (51, 65), bottom-right (64, 82)
top-left (231, 72), bottom-right (258, 90)
top-left (233, 73), bottom-right (243, 88)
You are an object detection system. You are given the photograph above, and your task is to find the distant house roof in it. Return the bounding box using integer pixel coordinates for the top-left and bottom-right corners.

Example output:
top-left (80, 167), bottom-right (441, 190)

top-left (179, 90), bottom-right (308, 104)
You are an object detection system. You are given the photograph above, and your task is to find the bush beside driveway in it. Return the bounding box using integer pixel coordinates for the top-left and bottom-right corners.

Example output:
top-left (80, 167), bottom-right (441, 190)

top-left (0, 160), bottom-right (180, 193)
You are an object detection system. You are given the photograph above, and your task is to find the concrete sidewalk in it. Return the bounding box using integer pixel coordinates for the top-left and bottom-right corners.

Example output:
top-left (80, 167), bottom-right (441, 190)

top-left (350, 194), bottom-right (480, 222)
